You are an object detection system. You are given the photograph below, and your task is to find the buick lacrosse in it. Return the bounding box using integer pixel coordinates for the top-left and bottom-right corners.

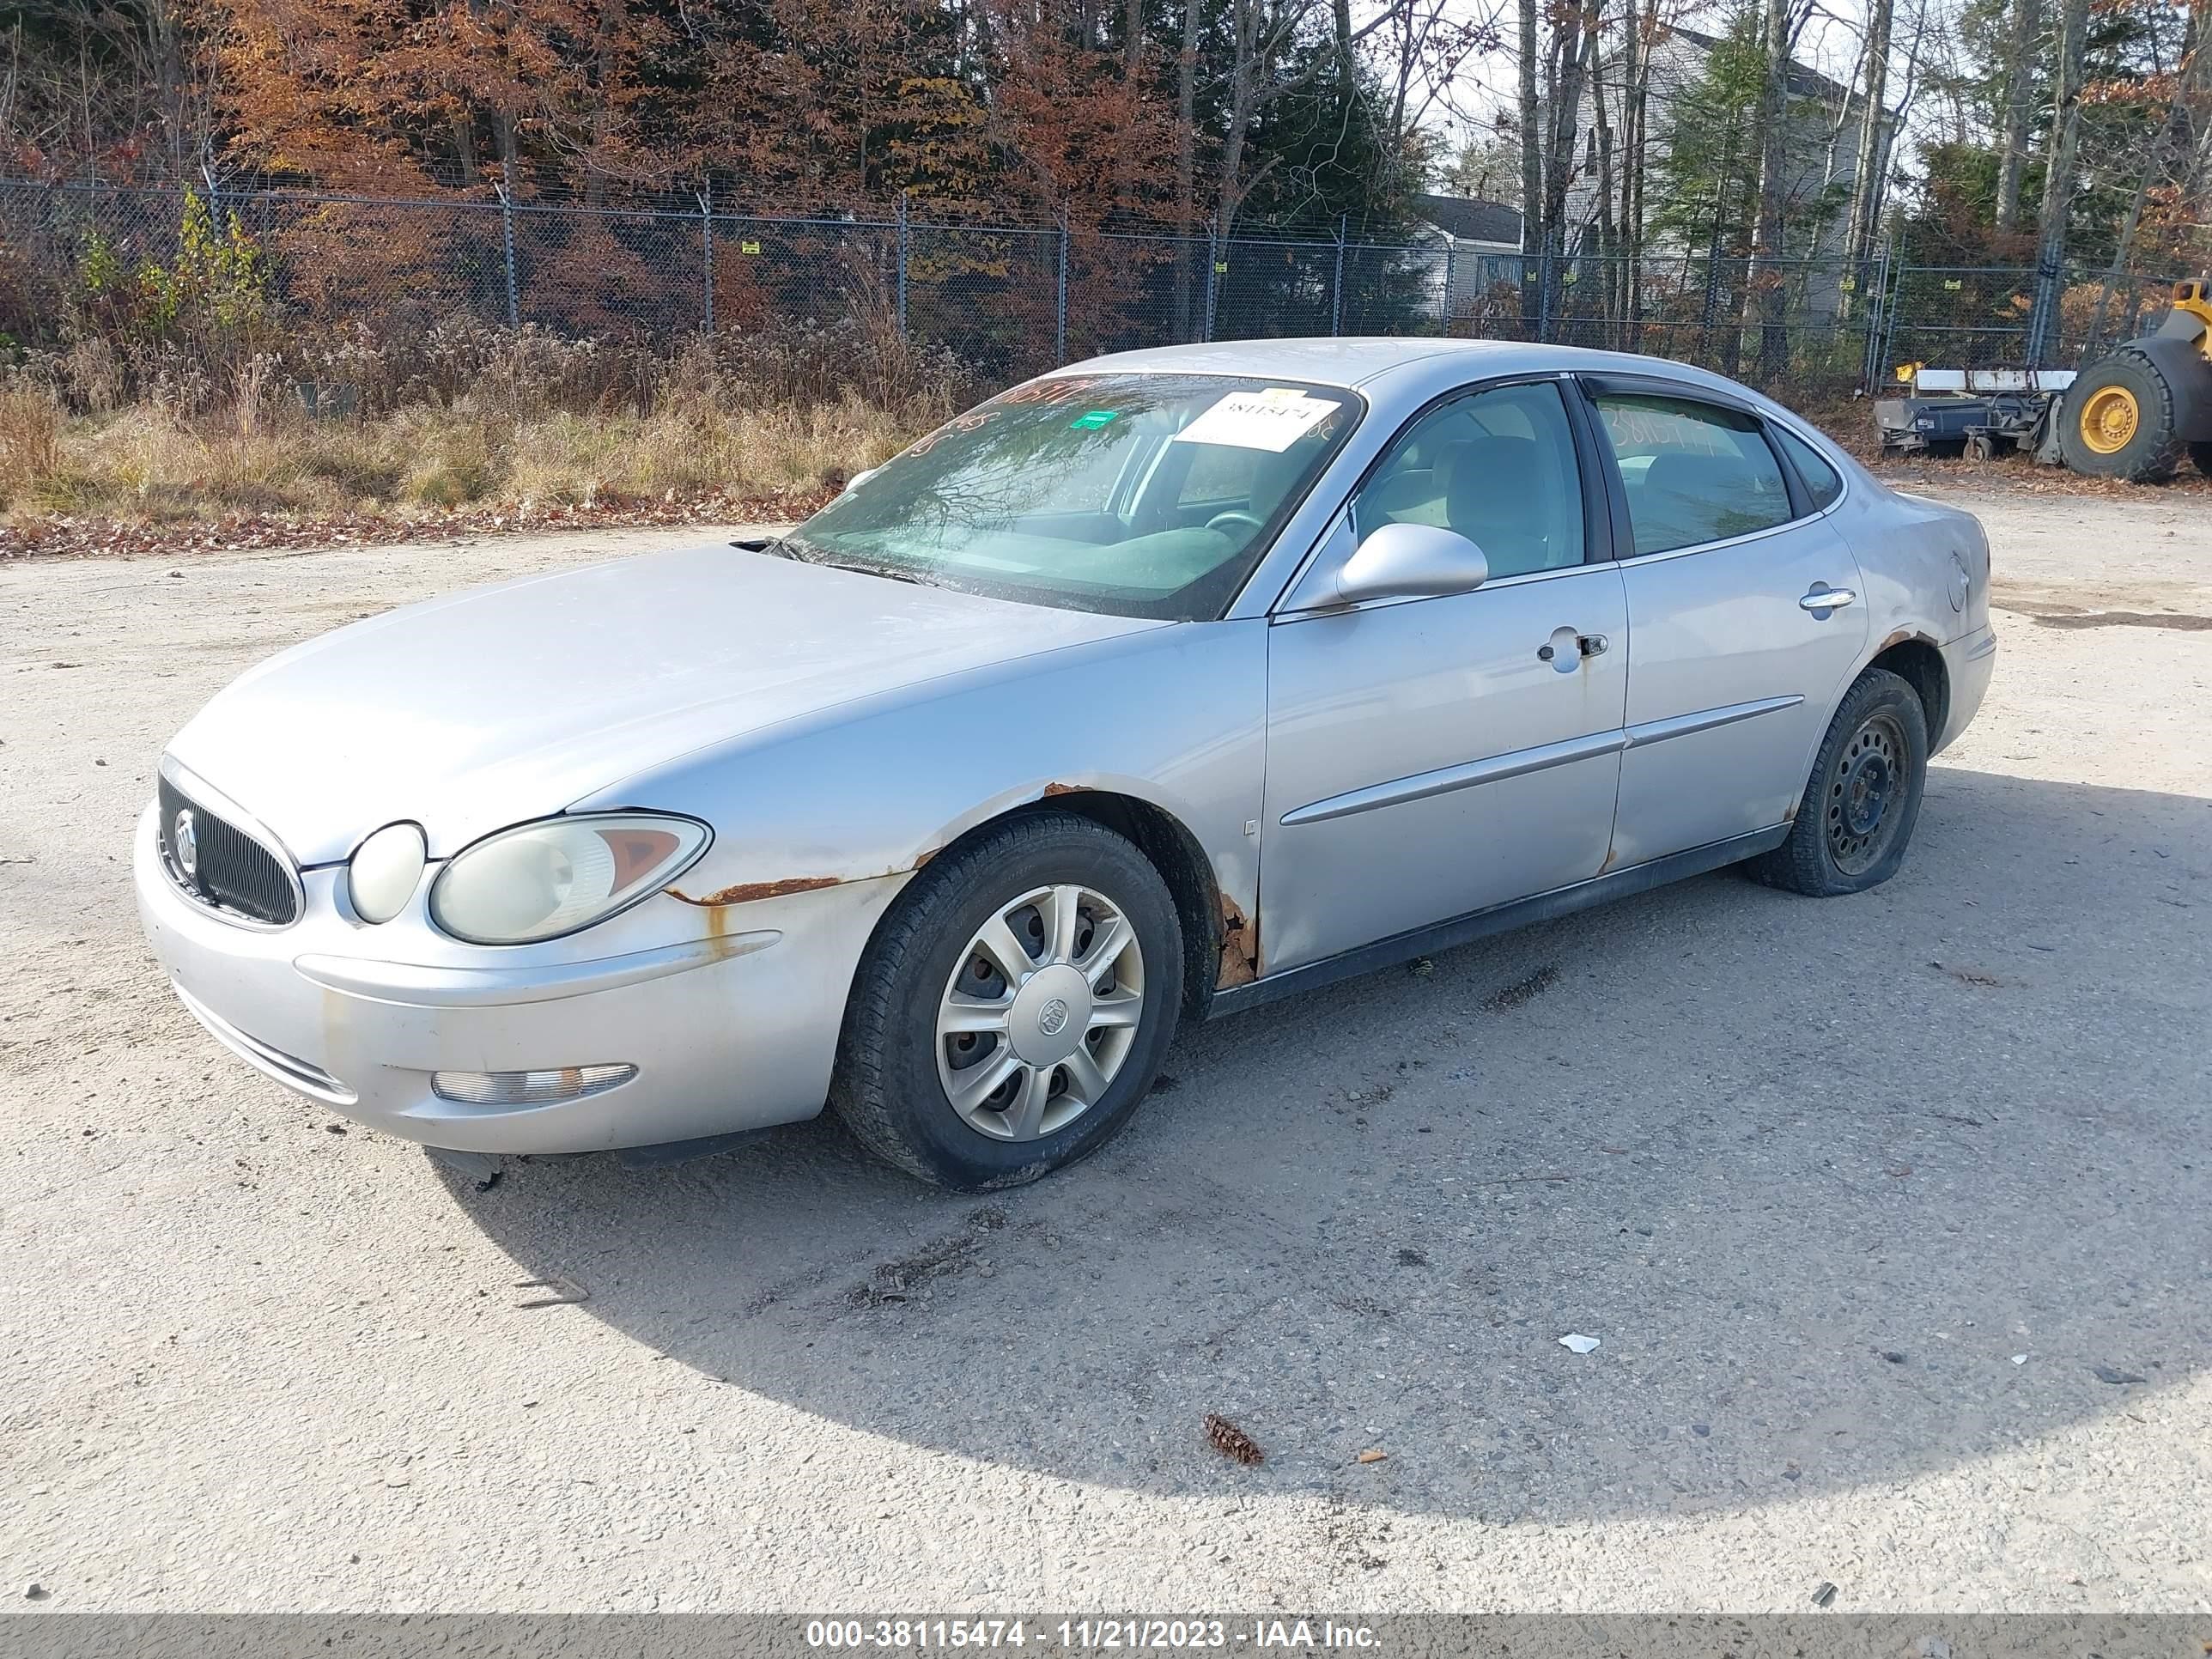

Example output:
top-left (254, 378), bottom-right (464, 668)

top-left (137, 339), bottom-right (1996, 1188)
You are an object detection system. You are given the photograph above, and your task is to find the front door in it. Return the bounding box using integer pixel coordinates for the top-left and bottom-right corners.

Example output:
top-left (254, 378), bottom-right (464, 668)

top-left (1582, 387), bottom-right (1871, 865)
top-left (1259, 379), bottom-right (1629, 974)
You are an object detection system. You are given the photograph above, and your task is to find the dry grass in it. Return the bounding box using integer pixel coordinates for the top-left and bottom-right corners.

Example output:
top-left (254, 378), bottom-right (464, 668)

top-left (0, 381), bottom-right (64, 506)
top-left (2, 310), bottom-right (964, 532)
top-left (1, 385), bottom-right (935, 527)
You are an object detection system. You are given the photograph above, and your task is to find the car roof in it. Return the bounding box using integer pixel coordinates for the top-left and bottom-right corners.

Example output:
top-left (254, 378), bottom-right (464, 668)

top-left (1056, 337), bottom-right (1511, 388)
top-left (1049, 337), bottom-right (1812, 426)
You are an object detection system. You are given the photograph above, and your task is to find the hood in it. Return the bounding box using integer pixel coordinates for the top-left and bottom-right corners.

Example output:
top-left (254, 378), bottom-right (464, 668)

top-left (167, 544), bottom-right (1159, 864)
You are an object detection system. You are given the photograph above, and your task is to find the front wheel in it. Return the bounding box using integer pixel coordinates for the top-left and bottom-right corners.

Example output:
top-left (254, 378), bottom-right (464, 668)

top-left (1747, 667), bottom-right (1929, 896)
top-left (2057, 349), bottom-right (2185, 482)
top-left (830, 813), bottom-right (1184, 1189)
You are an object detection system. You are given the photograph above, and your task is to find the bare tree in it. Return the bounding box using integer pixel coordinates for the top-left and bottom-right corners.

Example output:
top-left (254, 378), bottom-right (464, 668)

top-left (1618, 0), bottom-right (1662, 345)
top-left (1172, 0), bottom-right (1202, 330)
top-left (1540, 0), bottom-right (1601, 259)
top-left (1743, 0), bottom-right (1794, 375)
top-left (1377, 0), bottom-right (1504, 194)
top-left (2085, 3), bottom-right (2209, 347)
top-left (1992, 0), bottom-right (2045, 235)
top-left (1517, 0), bottom-right (1542, 275)
top-left (1842, 0), bottom-right (1892, 270)
top-left (1209, 0), bottom-right (1394, 233)
top-left (2026, 0), bottom-right (2089, 361)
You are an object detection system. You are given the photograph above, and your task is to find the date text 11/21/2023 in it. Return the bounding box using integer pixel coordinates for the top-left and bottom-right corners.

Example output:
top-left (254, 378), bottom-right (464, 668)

top-left (804, 1620), bottom-right (1382, 1650)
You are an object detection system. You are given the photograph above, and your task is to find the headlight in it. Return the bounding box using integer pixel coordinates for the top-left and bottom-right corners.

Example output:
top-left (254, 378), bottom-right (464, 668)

top-left (428, 813), bottom-right (710, 945)
top-left (349, 822), bottom-right (427, 924)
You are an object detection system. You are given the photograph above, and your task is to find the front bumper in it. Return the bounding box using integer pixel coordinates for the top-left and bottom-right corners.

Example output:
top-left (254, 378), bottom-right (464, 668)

top-left (135, 805), bottom-right (902, 1153)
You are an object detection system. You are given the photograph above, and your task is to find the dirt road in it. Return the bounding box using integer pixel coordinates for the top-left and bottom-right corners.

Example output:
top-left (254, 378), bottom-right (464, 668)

top-left (3, 489), bottom-right (2207, 1611)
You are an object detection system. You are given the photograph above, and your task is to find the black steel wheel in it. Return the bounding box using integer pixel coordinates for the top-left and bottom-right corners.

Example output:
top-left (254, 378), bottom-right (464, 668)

top-left (1748, 667), bottom-right (1929, 897)
top-left (1825, 709), bottom-right (1909, 878)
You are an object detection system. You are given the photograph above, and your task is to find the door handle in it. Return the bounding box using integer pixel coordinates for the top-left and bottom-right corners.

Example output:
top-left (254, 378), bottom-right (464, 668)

top-left (1537, 632), bottom-right (1608, 663)
top-left (1800, 585), bottom-right (1857, 613)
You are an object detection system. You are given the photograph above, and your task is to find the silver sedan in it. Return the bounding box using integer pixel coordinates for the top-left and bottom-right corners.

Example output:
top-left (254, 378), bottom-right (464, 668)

top-left (137, 339), bottom-right (1996, 1188)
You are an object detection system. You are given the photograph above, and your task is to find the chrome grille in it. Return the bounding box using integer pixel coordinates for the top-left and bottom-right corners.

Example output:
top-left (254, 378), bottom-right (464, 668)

top-left (157, 775), bottom-right (301, 927)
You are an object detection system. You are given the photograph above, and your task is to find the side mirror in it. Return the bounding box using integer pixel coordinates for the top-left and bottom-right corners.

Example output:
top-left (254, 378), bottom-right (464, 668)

top-left (1326, 521), bottom-right (1490, 606)
top-left (843, 466), bottom-right (879, 493)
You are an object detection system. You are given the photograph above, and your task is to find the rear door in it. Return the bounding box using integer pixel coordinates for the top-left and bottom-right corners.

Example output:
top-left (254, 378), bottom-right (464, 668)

top-left (1581, 381), bottom-right (1869, 866)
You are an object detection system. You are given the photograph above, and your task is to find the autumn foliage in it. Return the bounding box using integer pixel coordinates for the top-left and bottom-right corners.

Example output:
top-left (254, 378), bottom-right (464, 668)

top-left (164, 0), bottom-right (1346, 230)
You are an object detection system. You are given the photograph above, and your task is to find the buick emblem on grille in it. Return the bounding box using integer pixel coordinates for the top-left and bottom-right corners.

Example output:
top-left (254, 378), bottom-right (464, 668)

top-left (173, 808), bottom-right (199, 878)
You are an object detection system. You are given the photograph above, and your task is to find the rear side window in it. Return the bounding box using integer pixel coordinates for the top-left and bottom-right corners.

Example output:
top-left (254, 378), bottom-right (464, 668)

top-left (1773, 425), bottom-right (1844, 509)
top-left (1590, 393), bottom-right (1792, 555)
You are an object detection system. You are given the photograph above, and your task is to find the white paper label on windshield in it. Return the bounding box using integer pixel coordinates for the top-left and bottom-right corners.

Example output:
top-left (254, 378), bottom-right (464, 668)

top-left (1172, 387), bottom-right (1338, 452)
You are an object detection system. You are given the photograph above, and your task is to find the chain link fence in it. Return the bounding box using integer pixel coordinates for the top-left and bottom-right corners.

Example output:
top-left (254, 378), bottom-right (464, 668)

top-left (0, 176), bottom-right (2188, 398)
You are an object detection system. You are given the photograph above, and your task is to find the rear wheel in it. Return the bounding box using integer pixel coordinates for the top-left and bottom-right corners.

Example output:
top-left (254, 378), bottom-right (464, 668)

top-left (830, 813), bottom-right (1183, 1190)
top-left (2057, 348), bottom-right (2185, 482)
top-left (1748, 668), bottom-right (1929, 897)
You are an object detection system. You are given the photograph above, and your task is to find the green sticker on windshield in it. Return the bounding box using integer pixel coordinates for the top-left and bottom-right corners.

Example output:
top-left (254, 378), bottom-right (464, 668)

top-left (1069, 409), bottom-right (1119, 429)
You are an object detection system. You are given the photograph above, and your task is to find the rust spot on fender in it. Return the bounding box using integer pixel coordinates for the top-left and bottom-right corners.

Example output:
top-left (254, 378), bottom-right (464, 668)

top-left (912, 847), bottom-right (939, 870)
top-left (1216, 895), bottom-right (1259, 989)
top-left (668, 876), bottom-right (842, 907)
top-left (1040, 781), bottom-right (1081, 798)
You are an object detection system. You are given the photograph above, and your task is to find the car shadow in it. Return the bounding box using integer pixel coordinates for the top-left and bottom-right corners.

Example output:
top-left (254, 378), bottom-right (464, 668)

top-left (440, 765), bottom-right (2210, 1522)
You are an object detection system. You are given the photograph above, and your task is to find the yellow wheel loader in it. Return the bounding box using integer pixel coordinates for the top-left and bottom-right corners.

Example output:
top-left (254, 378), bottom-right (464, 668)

top-left (1879, 281), bottom-right (2212, 483)
top-left (2054, 279), bottom-right (2212, 483)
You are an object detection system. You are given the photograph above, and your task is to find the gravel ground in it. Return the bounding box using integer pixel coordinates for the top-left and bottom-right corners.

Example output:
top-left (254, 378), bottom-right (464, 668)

top-left (2, 488), bottom-right (2208, 1613)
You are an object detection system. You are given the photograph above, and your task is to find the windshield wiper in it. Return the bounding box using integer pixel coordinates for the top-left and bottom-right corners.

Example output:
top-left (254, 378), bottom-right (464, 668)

top-left (814, 559), bottom-right (927, 585)
top-left (738, 534), bottom-right (928, 585)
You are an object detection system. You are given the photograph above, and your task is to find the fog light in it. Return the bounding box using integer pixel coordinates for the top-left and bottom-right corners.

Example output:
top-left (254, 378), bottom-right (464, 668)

top-left (430, 1064), bottom-right (635, 1106)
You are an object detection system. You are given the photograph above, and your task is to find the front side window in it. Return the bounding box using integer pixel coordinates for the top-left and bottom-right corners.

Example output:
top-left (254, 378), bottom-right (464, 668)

top-left (786, 374), bottom-right (1359, 620)
top-left (1352, 380), bottom-right (1587, 579)
top-left (1591, 392), bottom-right (1792, 555)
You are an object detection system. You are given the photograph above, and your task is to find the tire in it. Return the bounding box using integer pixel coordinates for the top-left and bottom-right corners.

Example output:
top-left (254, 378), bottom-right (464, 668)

top-left (830, 812), bottom-right (1184, 1190)
top-left (1747, 667), bottom-right (1929, 897)
top-left (2057, 347), bottom-right (2185, 482)
top-left (2190, 440), bottom-right (2212, 478)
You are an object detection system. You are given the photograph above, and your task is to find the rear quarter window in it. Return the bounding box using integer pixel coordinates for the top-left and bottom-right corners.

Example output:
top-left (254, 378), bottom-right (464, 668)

top-left (1773, 425), bottom-right (1845, 509)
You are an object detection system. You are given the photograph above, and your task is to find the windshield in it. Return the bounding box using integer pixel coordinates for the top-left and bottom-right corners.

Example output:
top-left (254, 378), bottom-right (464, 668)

top-left (784, 374), bottom-right (1362, 619)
